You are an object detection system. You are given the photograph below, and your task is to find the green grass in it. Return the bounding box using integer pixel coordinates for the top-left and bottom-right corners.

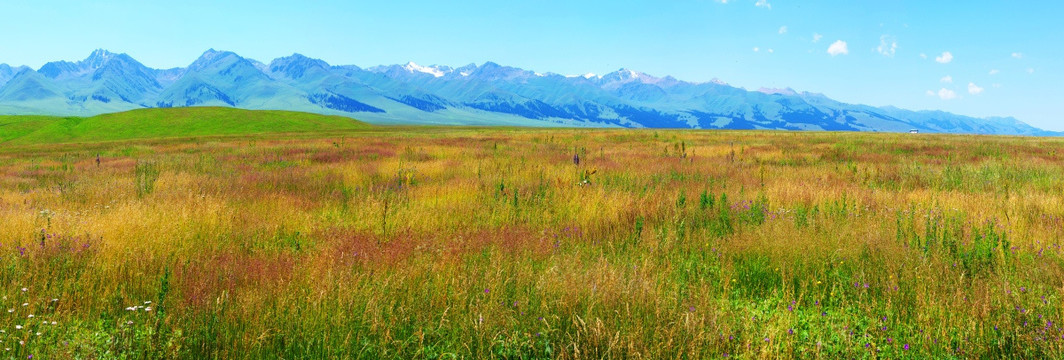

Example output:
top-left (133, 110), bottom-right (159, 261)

top-left (0, 107), bottom-right (372, 145)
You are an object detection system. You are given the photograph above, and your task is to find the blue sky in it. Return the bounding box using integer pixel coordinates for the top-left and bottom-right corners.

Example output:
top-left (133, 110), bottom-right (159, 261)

top-left (1, 0), bottom-right (1060, 129)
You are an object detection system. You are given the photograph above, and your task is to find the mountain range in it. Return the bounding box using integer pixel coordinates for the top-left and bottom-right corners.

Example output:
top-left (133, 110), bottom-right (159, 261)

top-left (0, 49), bottom-right (1053, 135)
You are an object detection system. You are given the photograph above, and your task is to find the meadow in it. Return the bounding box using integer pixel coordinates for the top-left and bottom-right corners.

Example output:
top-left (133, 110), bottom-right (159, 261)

top-left (1, 108), bottom-right (1064, 358)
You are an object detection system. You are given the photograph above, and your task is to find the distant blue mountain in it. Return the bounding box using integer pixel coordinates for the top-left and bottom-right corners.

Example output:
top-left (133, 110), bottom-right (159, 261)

top-left (0, 49), bottom-right (1054, 135)
top-left (0, 64), bottom-right (29, 88)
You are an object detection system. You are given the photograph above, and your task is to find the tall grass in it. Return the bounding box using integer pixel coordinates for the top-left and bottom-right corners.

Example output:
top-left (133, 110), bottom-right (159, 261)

top-left (0, 128), bottom-right (1062, 358)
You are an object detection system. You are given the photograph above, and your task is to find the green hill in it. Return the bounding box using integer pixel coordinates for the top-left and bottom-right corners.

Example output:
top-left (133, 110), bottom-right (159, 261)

top-left (0, 107), bottom-right (372, 144)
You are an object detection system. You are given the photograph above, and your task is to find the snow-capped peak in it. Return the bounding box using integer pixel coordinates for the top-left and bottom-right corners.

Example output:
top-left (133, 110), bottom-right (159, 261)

top-left (404, 62), bottom-right (447, 77)
top-left (563, 73), bottom-right (599, 79)
top-left (617, 68), bottom-right (641, 79)
top-left (600, 68), bottom-right (669, 86)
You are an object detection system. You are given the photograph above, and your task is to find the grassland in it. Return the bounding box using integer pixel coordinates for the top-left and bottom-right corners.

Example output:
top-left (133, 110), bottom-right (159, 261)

top-left (1, 108), bottom-right (1064, 358)
top-left (0, 107), bottom-right (371, 144)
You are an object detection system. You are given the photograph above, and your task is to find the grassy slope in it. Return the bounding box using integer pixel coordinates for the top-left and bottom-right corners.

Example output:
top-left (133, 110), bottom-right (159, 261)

top-left (0, 107), bottom-right (372, 144)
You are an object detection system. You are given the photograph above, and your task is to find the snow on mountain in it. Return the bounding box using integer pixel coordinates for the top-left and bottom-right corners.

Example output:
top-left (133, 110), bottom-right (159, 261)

top-left (403, 62), bottom-right (448, 77)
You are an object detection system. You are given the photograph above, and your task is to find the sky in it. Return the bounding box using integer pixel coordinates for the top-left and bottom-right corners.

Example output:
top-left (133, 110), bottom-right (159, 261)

top-left (0, 0), bottom-right (1061, 130)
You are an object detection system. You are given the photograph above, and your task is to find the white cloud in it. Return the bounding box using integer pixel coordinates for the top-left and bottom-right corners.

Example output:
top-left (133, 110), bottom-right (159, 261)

top-left (753, 47), bottom-right (760, 52)
top-left (1012, 52), bottom-right (1023, 59)
top-left (937, 88), bottom-right (957, 100)
top-left (768, 48), bottom-right (774, 53)
top-left (935, 51), bottom-right (953, 64)
top-left (778, 26), bottom-right (787, 34)
top-left (968, 82), bottom-right (984, 95)
top-left (715, 0), bottom-right (728, 3)
top-left (876, 35), bottom-right (897, 57)
top-left (989, 69), bottom-right (999, 75)
top-left (827, 40), bottom-right (849, 56)
top-left (940, 75), bottom-right (953, 83)
top-left (755, 0), bottom-right (771, 9)
top-left (1028, 68), bottom-right (1035, 74)
top-left (926, 90), bottom-right (935, 97)
top-left (812, 33), bottom-right (822, 43)
top-left (920, 53), bottom-right (927, 59)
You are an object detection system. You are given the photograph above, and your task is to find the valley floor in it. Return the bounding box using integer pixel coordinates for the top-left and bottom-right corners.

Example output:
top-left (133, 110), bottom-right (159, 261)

top-left (1, 127), bottom-right (1062, 358)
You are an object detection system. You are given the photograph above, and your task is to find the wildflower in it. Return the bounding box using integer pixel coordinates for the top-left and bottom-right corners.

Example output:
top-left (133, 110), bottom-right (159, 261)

top-left (20, 288), bottom-right (26, 292)
top-left (144, 301), bottom-right (152, 305)
top-left (14, 325), bottom-right (20, 330)
top-left (484, 288), bottom-right (489, 294)
top-left (49, 322), bottom-right (55, 326)
top-left (26, 315), bottom-right (32, 318)
top-left (145, 307), bottom-right (152, 312)
top-left (788, 328), bottom-right (794, 335)
top-left (6, 309), bottom-right (11, 313)
top-left (904, 343), bottom-right (910, 350)
top-left (20, 303), bottom-right (26, 307)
